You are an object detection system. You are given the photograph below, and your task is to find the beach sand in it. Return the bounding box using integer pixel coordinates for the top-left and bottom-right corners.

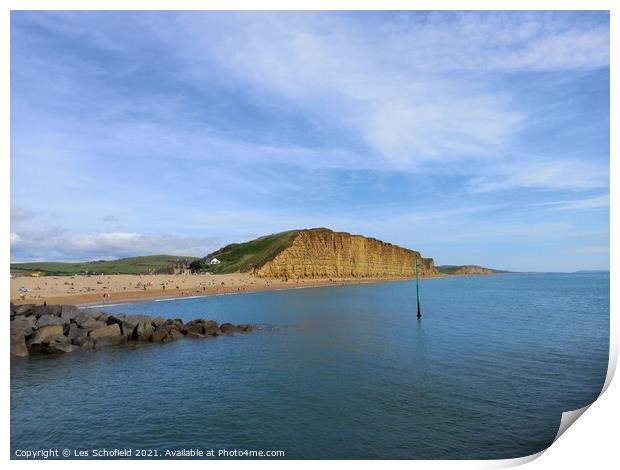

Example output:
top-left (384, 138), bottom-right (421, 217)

top-left (10, 273), bottom-right (412, 306)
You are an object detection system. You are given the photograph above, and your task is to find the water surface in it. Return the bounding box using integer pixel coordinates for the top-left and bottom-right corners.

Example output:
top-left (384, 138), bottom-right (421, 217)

top-left (11, 273), bottom-right (609, 459)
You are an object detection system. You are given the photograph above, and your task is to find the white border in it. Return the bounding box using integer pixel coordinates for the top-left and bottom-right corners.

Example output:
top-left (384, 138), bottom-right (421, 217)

top-left (2, 1), bottom-right (616, 468)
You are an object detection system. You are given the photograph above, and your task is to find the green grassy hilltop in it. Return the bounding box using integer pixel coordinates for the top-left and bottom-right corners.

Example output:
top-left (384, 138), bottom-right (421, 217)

top-left (11, 255), bottom-right (199, 276)
top-left (197, 230), bottom-right (299, 274)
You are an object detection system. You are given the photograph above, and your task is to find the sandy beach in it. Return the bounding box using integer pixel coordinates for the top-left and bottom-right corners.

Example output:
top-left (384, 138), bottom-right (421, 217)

top-left (10, 273), bottom-right (415, 306)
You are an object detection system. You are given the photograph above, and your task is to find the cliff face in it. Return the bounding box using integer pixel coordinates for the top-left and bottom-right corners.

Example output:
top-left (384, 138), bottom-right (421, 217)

top-left (253, 228), bottom-right (437, 279)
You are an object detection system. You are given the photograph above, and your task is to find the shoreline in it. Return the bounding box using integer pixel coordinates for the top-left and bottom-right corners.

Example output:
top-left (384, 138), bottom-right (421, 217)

top-left (11, 273), bottom-right (452, 307)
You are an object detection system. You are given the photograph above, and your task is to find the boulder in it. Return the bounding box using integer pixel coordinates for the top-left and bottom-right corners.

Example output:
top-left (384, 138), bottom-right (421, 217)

top-left (13, 304), bottom-right (35, 316)
top-left (105, 315), bottom-right (124, 329)
top-left (184, 321), bottom-right (205, 336)
top-left (168, 329), bottom-right (184, 341)
top-left (30, 325), bottom-right (64, 344)
top-left (136, 318), bottom-right (154, 341)
top-left (76, 336), bottom-right (95, 350)
top-left (204, 324), bottom-right (221, 336)
top-left (66, 324), bottom-right (88, 344)
top-left (187, 331), bottom-right (205, 338)
top-left (203, 319), bottom-right (218, 329)
top-left (173, 319), bottom-right (185, 332)
top-left (45, 334), bottom-right (70, 345)
top-left (80, 319), bottom-right (107, 332)
top-left (94, 335), bottom-right (128, 348)
top-left (236, 324), bottom-right (253, 332)
top-left (220, 323), bottom-right (237, 334)
top-left (61, 305), bottom-right (81, 322)
top-left (90, 323), bottom-right (122, 340)
top-left (30, 305), bottom-right (56, 318)
top-left (47, 342), bottom-right (77, 354)
top-left (152, 316), bottom-right (166, 327)
top-left (96, 312), bottom-right (110, 323)
top-left (37, 314), bottom-right (66, 328)
top-left (73, 310), bottom-right (100, 326)
top-left (119, 314), bottom-right (151, 338)
top-left (10, 328), bottom-right (29, 357)
top-left (42, 334), bottom-right (75, 353)
top-left (150, 327), bottom-right (169, 342)
top-left (11, 315), bottom-right (37, 337)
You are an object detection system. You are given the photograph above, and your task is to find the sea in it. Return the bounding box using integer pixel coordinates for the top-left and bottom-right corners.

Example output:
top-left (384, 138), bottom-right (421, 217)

top-left (10, 272), bottom-right (609, 459)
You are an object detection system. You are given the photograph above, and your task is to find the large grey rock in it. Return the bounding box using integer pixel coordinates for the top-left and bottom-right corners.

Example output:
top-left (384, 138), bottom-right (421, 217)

top-left (74, 310), bottom-right (100, 326)
top-left (29, 325), bottom-right (64, 344)
top-left (47, 342), bottom-right (77, 353)
top-left (168, 329), bottom-right (184, 341)
top-left (61, 305), bottom-right (81, 322)
top-left (105, 315), bottom-right (124, 329)
top-left (152, 316), bottom-right (166, 327)
top-left (184, 321), bottom-right (205, 336)
top-left (45, 334), bottom-right (70, 345)
top-left (76, 336), bottom-right (94, 350)
top-left (10, 328), bottom-right (29, 357)
top-left (30, 305), bottom-right (56, 318)
top-left (187, 331), bottom-right (206, 338)
top-left (220, 323), bottom-right (237, 334)
top-left (184, 318), bottom-right (222, 336)
top-left (80, 319), bottom-right (107, 331)
top-left (12, 304), bottom-right (35, 316)
top-left (150, 327), bottom-right (169, 342)
top-left (90, 323), bottom-right (121, 340)
top-left (96, 312), bottom-right (110, 323)
top-left (136, 318), bottom-right (154, 341)
top-left (94, 335), bottom-right (127, 348)
top-left (11, 315), bottom-right (37, 336)
top-left (37, 314), bottom-right (66, 328)
top-left (173, 319), bottom-right (185, 332)
top-left (106, 314), bottom-right (139, 338)
top-left (66, 324), bottom-right (88, 344)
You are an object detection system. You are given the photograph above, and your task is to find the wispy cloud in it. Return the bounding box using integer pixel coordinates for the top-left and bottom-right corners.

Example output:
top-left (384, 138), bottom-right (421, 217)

top-left (466, 159), bottom-right (608, 192)
top-left (10, 227), bottom-right (221, 262)
top-left (10, 11), bottom-right (610, 270)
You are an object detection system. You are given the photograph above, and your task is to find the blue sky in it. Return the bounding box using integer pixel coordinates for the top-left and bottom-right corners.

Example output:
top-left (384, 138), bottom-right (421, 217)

top-left (10, 11), bottom-right (609, 271)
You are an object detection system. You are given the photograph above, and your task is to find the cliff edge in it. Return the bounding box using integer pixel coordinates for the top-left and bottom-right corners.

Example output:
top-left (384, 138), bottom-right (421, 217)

top-left (205, 228), bottom-right (437, 279)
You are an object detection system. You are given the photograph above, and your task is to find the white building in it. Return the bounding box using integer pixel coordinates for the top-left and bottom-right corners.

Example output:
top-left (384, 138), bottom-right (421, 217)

top-left (209, 258), bottom-right (221, 265)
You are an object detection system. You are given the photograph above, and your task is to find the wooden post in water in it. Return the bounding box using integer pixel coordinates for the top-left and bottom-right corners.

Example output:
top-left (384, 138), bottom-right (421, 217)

top-left (416, 254), bottom-right (422, 318)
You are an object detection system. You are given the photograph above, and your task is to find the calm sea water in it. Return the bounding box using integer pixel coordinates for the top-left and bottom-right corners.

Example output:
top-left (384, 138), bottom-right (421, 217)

top-left (11, 273), bottom-right (609, 459)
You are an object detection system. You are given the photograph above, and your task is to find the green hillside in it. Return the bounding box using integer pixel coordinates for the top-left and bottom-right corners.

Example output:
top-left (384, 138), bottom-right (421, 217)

top-left (10, 255), bottom-right (199, 276)
top-left (198, 230), bottom-right (299, 274)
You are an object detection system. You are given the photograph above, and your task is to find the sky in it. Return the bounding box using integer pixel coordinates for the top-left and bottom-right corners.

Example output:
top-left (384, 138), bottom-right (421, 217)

top-left (10, 11), bottom-right (610, 271)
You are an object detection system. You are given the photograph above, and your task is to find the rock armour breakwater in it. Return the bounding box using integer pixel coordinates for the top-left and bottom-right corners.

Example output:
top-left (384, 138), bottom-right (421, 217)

top-left (10, 303), bottom-right (253, 357)
top-left (254, 228), bottom-right (437, 279)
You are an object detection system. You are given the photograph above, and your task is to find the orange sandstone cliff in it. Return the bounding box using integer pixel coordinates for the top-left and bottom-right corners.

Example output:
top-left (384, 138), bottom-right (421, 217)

top-left (252, 228), bottom-right (437, 279)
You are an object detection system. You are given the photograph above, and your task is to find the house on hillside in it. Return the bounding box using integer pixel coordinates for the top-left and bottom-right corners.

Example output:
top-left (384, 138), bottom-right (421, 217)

top-left (209, 258), bottom-right (221, 265)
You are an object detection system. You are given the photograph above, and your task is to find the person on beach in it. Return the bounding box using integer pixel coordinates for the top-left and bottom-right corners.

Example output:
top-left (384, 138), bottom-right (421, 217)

top-left (18, 286), bottom-right (27, 300)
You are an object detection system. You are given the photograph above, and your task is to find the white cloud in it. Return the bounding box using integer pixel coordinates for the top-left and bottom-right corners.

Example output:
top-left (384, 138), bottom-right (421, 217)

top-left (173, 13), bottom-right (526, 167)
top-left (10, 228), bottom-right (221, 262)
